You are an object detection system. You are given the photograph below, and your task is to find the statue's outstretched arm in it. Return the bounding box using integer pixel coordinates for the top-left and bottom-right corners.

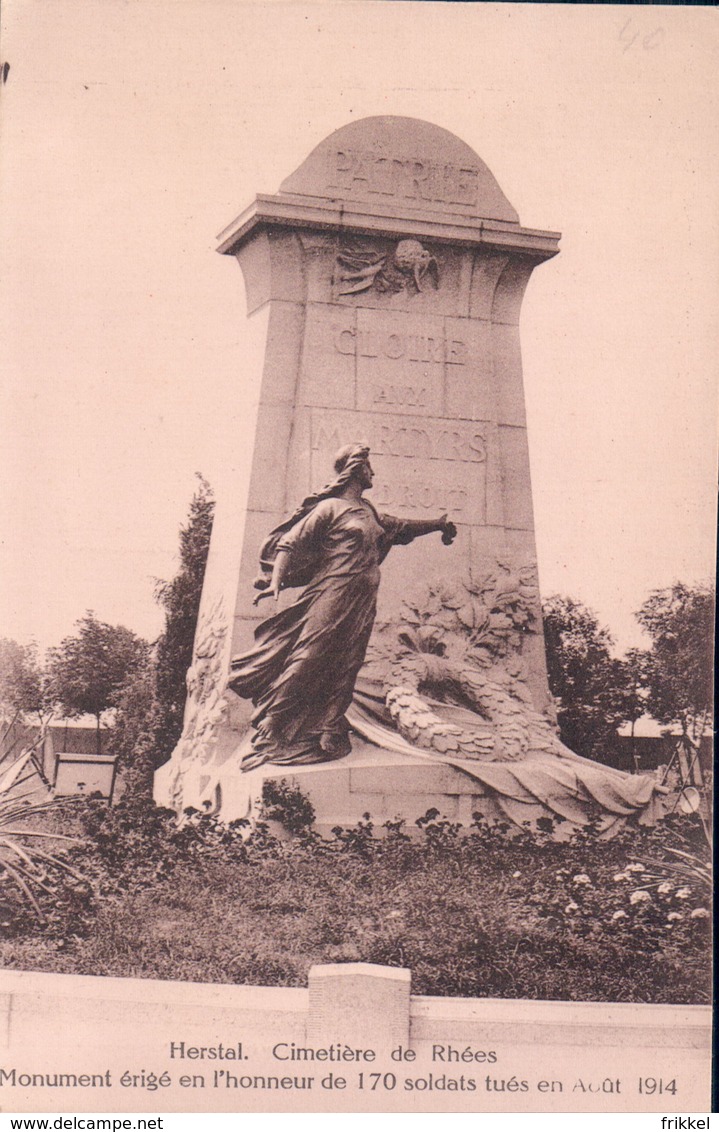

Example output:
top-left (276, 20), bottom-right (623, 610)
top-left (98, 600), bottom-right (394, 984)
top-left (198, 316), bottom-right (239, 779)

top-left (400, 514), bottom-right (457, 544)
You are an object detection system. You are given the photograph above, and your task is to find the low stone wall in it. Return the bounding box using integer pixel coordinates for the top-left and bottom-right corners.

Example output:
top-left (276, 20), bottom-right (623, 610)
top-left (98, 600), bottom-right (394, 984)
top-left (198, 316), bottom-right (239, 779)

top-left (0, 965), bottom-right (711, 1112)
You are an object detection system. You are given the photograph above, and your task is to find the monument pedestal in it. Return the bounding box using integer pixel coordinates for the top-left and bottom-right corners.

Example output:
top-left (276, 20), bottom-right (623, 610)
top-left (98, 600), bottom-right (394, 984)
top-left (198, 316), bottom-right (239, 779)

top-left (264, 744), bottom-right (488, 837)
top-left (155, 731), bottom-right (489, 832)
top-left (156, 739), bottom-right (492, 835)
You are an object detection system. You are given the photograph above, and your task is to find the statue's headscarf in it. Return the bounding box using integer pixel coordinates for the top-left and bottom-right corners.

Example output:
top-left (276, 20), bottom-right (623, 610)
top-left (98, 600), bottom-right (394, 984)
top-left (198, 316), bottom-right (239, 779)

top-left (253, 443), bottom-right (371, 592)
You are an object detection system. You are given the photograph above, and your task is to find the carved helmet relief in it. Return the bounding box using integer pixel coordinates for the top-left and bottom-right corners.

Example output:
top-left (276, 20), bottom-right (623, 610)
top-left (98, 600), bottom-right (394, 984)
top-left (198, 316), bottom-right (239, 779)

top-left (336, 237), bottom-right (439, 297)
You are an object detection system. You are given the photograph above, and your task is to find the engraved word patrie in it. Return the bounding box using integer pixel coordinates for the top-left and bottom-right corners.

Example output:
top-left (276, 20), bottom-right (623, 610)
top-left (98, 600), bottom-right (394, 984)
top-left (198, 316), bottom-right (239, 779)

top-left (328, 148), bottom-right (480, 207)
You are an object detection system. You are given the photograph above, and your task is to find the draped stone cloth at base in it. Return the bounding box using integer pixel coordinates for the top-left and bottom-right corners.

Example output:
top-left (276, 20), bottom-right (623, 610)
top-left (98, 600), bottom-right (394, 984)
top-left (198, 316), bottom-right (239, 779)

top-left (347, 683), bottom-right (666, 839)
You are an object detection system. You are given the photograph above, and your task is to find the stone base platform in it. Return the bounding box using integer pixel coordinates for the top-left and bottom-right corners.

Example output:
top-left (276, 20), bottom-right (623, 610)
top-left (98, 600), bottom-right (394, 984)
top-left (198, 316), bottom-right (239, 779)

top-left (260, 740), bottom-right (487, 836)
top-left (156, 737), bottom-right (488, 835)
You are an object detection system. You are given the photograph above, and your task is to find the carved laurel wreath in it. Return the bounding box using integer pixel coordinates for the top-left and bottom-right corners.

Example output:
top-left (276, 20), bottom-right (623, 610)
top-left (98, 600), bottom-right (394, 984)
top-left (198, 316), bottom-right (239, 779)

top-left (364, 566), bottom-right (560, 763)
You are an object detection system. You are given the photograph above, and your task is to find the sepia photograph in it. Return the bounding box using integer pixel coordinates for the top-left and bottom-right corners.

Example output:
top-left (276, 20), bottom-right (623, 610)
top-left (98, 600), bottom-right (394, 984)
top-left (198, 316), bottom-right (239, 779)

top-left (0, 0), bottom-right (715, 1115)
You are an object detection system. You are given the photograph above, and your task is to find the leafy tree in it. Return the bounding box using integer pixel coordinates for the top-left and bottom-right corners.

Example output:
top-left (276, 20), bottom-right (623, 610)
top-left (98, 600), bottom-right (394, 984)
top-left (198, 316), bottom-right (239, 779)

top-left (0, 638), bottom-right (51, 724)
top-left (634, 582), bottom-right (714, 750)
top-left (154, 474), bottom-right (215, 762)
top-left (101, 475), bottom-right (215, 795)
top-left (542, 596), bottom-right (633, 761)
top-left (111, 662), bottom-right (161, 800)
top-left (47, 613), bottom-right (149, 753)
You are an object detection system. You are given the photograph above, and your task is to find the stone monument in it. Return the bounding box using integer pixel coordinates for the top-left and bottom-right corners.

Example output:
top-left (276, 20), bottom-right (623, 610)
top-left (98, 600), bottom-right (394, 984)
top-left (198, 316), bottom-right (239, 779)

top-left (155, 116), bottom-right (578, 830)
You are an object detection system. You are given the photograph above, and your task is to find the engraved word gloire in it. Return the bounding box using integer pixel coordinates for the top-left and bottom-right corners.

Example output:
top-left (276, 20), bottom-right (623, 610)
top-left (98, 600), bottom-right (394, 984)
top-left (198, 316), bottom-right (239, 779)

top-left (334, 327), bottom-right (467, 365)
top-left (328, 148), bottom-right (480, 207)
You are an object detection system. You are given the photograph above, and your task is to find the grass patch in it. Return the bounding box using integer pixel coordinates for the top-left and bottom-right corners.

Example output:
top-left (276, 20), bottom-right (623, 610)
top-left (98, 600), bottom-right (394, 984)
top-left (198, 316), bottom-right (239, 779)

top-left (0, 795), bottom-right (711, 1004)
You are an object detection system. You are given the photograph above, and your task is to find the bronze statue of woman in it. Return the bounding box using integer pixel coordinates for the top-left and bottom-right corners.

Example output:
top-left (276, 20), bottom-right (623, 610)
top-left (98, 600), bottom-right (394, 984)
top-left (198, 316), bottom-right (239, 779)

top-left (229, 442), bottom-right (456, 770)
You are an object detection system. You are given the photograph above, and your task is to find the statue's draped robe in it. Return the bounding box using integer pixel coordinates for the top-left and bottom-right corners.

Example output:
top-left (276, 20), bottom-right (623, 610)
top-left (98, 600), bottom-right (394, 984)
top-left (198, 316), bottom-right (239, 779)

top-left (229, 498), bottom-right (414, 768)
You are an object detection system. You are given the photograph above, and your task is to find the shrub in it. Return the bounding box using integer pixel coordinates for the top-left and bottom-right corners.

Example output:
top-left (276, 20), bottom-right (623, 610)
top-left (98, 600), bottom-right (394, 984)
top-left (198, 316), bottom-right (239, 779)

top-left (261, 779), bottom-right (316, 836)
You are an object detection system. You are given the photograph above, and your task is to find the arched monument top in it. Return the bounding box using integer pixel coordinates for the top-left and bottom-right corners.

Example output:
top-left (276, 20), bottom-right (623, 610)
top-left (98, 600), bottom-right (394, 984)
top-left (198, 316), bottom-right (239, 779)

top-left (218, 115), bottom-right (560, 259)
top-left (278, 116), bottom-right (520, 225)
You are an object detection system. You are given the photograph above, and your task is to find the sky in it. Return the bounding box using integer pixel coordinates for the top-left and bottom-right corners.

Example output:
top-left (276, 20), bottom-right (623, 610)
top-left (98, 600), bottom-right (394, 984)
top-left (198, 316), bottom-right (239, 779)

top-left (0, 1), bottom-right (717, 656)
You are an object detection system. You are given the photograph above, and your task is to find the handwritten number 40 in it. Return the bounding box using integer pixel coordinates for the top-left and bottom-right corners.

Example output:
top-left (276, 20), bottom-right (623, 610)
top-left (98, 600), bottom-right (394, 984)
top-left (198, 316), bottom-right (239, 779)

top-left (620, 19), bottom-right (665, 53)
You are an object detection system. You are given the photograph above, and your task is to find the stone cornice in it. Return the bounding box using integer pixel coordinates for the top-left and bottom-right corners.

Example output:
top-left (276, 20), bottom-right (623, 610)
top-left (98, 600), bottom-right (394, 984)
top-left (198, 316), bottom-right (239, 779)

top-left (217, 192), bottom-right (561, 261)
